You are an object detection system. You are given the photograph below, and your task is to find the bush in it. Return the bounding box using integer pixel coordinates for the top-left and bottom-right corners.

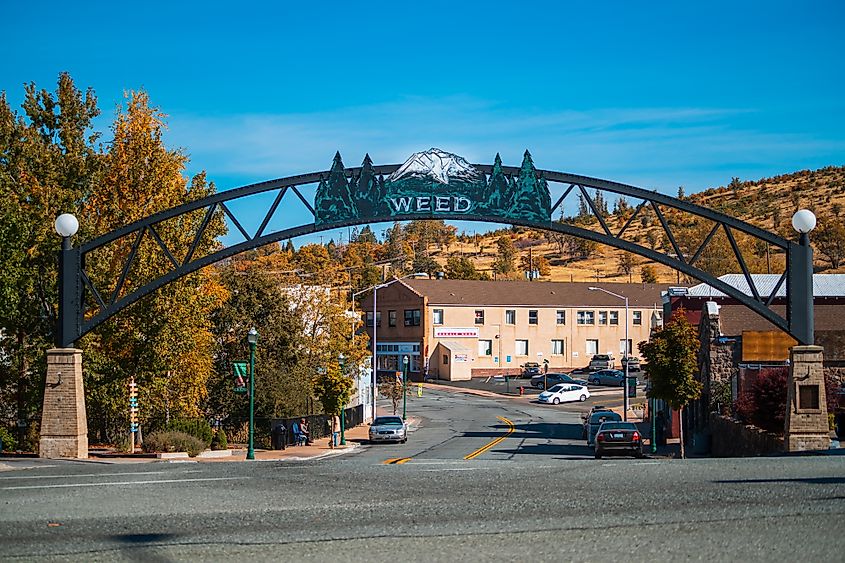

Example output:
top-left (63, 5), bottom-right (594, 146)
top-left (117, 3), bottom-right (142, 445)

top-left (0, 426), bottom-right (17, 452)
top-left (143, 431), bottom-right (206, 457)
top-left (165, 419), bottom-right (213, 447)
top-left (211, 428), bottom-right (228, 451)
top-left (734, 369), bottom-right (788, 433)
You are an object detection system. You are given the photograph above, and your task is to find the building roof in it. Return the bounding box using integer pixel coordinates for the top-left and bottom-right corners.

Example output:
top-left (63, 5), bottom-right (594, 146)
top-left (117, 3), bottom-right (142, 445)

top-left (400, 279), bottom-right (667, 308)
top-left (686, 274), bottom-right (845, 298)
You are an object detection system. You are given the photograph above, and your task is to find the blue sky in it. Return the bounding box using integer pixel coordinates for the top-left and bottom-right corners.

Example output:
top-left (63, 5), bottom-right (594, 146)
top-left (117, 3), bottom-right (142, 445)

top-left (3, 1), bottom-right (844, 244)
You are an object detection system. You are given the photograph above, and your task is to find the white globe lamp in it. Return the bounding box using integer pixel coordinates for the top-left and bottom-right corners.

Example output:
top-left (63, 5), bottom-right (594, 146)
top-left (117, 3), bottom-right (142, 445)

top-left (54, 214), bottom-right (79, 238)
top-left (791, 209), bottom-right (816, 234)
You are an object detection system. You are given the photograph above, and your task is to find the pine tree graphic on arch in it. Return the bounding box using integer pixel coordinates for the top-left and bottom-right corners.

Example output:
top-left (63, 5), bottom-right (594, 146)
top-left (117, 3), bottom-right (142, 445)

top-left (507, 150), bottom-right (551, 222)
top-left (315, 151), bottom-right (356, 225)
top-left (351, 153), bottom-right (379, 218)
top-left (482, 153), bottom-right (508, 212)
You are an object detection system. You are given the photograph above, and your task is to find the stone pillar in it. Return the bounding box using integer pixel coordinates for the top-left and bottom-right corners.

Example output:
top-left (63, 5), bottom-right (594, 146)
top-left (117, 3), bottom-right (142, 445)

top-left (39, 348), bottom-right (87, 459)
top-left (784, 345), bottom-right (829, 452)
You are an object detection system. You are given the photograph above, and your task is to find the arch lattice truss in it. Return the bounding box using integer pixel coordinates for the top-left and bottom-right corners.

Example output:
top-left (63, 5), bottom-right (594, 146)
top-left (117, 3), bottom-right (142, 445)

top-left (66, 148), bottom-right (808, 347)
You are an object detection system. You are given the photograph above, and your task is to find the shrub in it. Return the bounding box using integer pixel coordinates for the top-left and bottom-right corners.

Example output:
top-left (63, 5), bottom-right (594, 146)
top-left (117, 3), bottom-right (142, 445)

top-left (165, 419), bottom-right (213, 447)
top-left (211, 428), bottom-right (228, 451)
top-left (143, 431), bottom-right (206, 457)
top-left (0, 426), bottom-right (17, 452)
top-left (734, 369), bottom-right (788, 433)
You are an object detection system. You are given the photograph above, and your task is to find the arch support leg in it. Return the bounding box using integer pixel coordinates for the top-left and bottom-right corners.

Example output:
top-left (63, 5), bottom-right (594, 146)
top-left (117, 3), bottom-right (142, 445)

top-left (784, 345), bottom-right (829, 452)
top-left (39, 348), bottom-right (88, 459)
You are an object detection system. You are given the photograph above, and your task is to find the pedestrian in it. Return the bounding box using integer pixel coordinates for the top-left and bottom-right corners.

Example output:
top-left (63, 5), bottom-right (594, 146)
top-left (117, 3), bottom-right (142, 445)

top-left (300, 418), bottom-right (310, 445)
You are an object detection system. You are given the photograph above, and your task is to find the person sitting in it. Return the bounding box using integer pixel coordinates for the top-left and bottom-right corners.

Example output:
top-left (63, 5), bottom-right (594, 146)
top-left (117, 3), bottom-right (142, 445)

top-left (292, 421), bottom-right (306, 446)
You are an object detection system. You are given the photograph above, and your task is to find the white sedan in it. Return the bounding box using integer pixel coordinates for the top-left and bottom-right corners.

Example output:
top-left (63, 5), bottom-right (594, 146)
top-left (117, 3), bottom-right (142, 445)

top-left (538, 384), bottom-right (590, 405)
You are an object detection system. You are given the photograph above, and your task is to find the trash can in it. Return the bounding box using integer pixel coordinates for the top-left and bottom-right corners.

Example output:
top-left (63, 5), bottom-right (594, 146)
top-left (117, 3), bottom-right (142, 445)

top-left (626, 376), bottom-right (638, 398)
top-left (271, 421), bottom-right (287, 450)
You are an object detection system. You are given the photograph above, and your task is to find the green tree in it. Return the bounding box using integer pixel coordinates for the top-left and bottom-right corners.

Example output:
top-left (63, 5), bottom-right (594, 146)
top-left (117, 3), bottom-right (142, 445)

top-left (640, 264), bottom-right (658, 284)
top-left (445, 255), bottom-right (490, 280)
top-left (493, 236), bottom-right (517, 275)
top-left (0, 74), bottom-right (102, 444)
top-left (312, 361), bottom-right (353, 422)
top-left (638, 312), bottom-right (702, 458)
top-left (814, 216), bottom-right (845, 269)
top-left (617, 252), bottom-right (635, 277)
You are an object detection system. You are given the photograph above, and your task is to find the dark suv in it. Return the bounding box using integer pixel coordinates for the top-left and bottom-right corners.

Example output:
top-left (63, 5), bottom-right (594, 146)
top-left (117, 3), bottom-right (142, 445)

top-left (521, 362), bottom-right (541, 378)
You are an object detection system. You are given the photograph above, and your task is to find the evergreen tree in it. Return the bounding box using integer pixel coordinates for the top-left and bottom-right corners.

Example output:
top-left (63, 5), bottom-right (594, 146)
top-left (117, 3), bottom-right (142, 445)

top-left (445, 255), bottom-right (490, 280)
top-left (577, 192), bottom-right (590, 219)
top-left (508, 151), bottom-right (551, 222)
top-left (314, 152), bottom-right (355, 223)
top-left (483, 153), bottom-right (507, 211)
top-left (493, 236), bottom-right (517, 274)
top-left (352, 153), bottom-right (379, 217)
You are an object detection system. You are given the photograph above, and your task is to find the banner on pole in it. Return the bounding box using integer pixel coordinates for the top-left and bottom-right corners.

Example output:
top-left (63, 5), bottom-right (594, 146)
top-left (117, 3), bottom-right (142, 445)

top-left (233, 362), bottom-right (248, 393)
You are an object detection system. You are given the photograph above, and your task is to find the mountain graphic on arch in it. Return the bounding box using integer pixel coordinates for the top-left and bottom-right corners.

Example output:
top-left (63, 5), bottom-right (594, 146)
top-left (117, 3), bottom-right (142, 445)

top-left (314, 148), bottom-right (551, 226)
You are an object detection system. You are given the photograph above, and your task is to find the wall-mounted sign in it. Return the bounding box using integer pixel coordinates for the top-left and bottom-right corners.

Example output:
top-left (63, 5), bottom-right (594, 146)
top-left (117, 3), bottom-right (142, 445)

top-left (434, 327), bottom-right (479, 338)
top-left (454, 354), bottom-right (468, 362)
top-left (315, 148), bottom-right (551, 226)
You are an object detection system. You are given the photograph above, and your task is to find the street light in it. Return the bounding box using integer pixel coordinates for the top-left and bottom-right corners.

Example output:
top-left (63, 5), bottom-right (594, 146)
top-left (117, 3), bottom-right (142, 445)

top-left (338, 353), bottom-right (346, 445)
top-left (589, 286), bottom-right (630, 422)
top-left (402, 355), bottom-right (409, 420)
top-left (791, 210), bottom-right (817, 346)
top-left (353, 273), bottom-right (427, 422)
top-left (54, 214), bottom-right (79, 348)
top-left (246, 327), bottom-right (258, 460)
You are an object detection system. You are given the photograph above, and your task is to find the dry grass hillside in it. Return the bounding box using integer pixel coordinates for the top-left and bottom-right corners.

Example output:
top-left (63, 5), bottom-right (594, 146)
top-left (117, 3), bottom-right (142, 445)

top-left (433, 165), bottom-right (845, 284)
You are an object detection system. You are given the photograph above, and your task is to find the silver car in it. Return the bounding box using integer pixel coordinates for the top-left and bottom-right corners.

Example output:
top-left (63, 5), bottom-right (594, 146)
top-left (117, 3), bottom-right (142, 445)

top-left (368, 416), bottom-right (407, 443)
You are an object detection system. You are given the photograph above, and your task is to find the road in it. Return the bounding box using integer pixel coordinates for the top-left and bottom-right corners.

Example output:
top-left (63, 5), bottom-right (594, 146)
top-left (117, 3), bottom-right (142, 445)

top-left (1, 388), bottom-right (843, 561)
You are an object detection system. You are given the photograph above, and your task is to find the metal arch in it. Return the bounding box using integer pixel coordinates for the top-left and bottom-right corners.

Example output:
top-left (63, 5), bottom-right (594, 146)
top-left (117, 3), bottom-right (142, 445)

top-left (64, 163), bottom-right (808, 347)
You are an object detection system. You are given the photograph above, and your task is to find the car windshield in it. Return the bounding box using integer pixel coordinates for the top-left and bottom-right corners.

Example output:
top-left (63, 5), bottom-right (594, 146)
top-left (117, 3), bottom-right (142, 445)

top-left (548, 384), bottom-right (565, 392)
top-left (590, 412), bottom-right (622, 424)
top-left (373, 417), bottom-right (403, 426)
top-left (593, 355), bottom-right (610, 360)
top-left (599, 422), bottom-right (637, 431)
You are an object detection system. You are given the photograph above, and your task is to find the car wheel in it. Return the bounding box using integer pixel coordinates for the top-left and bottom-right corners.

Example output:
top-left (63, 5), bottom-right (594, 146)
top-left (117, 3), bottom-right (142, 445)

top-left (594, 452), bottom-right (602, 459)
top-left (635, 450), bottom-right (644, 459)
top-left (590, 379), bottom-right (599, 385)
top-left (579, 394), bottom-right (586, 402)
top-left (533, 382), bottom-right (541, 389)
top-left (552, 397), bottom-right (560, 405)
top-left (401, 438), bottom-right (407, 444)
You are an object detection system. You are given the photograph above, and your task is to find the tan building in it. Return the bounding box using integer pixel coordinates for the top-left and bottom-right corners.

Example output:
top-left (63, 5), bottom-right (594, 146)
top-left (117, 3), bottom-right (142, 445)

top-left (360, 279), bottom-right (666, 381)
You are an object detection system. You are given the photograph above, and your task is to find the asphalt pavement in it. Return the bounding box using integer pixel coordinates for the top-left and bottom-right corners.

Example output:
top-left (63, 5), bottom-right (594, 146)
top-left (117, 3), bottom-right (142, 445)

top-left (1, 388), bottom-right (843, 561)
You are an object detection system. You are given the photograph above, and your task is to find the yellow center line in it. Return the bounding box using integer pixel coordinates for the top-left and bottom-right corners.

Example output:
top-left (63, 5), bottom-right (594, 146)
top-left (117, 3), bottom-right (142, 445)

top-left (383, 457), bottom-right (413, 465)
top-left (464, 416), bottom-right (515, 460)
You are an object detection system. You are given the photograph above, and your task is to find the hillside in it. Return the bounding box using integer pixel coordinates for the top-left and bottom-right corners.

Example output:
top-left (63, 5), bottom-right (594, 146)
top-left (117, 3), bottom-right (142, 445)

top-left (433, 165), bottom-right (845, 284)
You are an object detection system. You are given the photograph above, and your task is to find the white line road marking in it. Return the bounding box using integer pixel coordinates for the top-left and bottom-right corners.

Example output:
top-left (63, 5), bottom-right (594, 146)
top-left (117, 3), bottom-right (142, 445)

top-left (420, 468), bottom-right (478, 472)
top-left (1, 476), bottom-right (249, 491)
top-left (0, 470), bottom-right (202, 481)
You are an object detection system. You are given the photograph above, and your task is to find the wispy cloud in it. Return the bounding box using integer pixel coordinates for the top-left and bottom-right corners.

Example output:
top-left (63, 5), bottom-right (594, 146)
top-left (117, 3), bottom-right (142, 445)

top-left (164, 97), bottom-right (844, 193)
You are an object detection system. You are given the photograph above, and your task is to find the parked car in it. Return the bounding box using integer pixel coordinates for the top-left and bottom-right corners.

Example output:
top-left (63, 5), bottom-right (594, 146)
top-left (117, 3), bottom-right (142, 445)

top-left (621, 356), bottom-right (642, 371)
top-left (589, 354), bottom-right (615, 370)
top-left (594, 421), bottom-right (644, 459)
top-left (589, 369), bottom-right (637, 387)
top-left (531, 372), bottom-right (588, 389)
top-left (521, 362), bottom-right (541, 378)
top-left (368, 416), bottom-right (407, 444)
top-left (586, 411), bottom-right (622, 445)
top-left (582, 405), bottom-right (612, 438)
top-left (538, 384), bottom-right (590, 405)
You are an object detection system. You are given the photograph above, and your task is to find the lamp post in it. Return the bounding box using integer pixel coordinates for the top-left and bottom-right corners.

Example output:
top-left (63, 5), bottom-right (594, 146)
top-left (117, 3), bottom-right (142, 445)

top-left (791, 209), bottom-right (816, 345)
top-left (352, 273), bottom-right (427, 423)
top-left (246, 327), bottom-right (258, 460)
top-left (402, 355), bottom-right (409, 420)
top-left (338, 353), bottom-right (346, 445)
top-left (54, 213), bottom-right (80, 348)
top-left (589, 286), bottom-right (629, 422)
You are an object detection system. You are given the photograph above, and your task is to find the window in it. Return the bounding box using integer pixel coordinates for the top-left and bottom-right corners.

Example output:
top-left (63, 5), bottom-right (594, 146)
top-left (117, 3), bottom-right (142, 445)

top-left (505, 309), bottom-right (516, 324)
top-left (528, 310), bottom-right (538, 325)
top-left (388, 310), bottom-right (397, 327)
top-left (478, 339), bottom-right (493, 356)
top-left (432, 309), bottom-right (444, 325)
top-left (633, 311), bottom-right (642, 325)
top-left (404, 309), bottom-right (421, 326)
top-left (609, 311), bottom-right (619, 325)
top-left (577, 311), bottom-right (595, 325)
top-left (620, 339), bottom-right (632, 355)
top-left (552, 339), bottom-right (565, 355)
top-left (586, 339), bottom-right (599, 356)
top-left (556, 310), bottom-right (566, 325)
top-left (366, 311), bottom-right (381, 327)
top-left (598, 311), bottom-right (608, 325)
top-left (442, 354), bottom-right (449, 365)
top-left (475, 310), bottom-right (485, 325)
top-left (515, 340), bottom-right (529, 356)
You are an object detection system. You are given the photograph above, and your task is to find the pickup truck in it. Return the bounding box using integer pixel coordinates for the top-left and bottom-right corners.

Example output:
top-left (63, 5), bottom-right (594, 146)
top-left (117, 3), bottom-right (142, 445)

top-left (588, 354), bottom-right (615, 370)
